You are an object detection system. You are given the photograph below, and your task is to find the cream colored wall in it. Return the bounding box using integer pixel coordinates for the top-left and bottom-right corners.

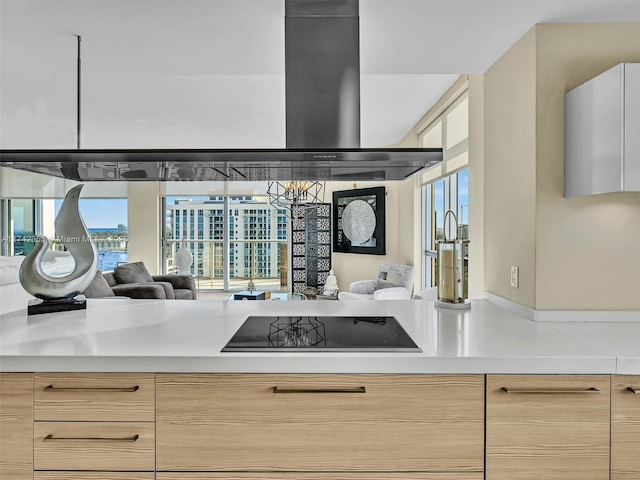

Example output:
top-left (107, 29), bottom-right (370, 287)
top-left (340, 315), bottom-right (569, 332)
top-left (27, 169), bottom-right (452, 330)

top-left (483, 27), bottom-right (538, 308)
top-left (534, 23), bottom-right (640, 310)
top-left (481, 22), bottom-right (640, 310)
top-left (412, 174), bottom-right (424, 291)
top-left (126, 182), bottom-right (161, 275)
top-left (467, 74), bottom-right (484, 299)
top-left (326, 180), bottom-right (416, 293)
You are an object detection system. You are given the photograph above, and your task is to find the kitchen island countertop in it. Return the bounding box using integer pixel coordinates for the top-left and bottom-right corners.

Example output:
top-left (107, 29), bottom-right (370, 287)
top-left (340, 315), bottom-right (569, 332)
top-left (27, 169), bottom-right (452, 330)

top-left (0, 298), bottom-right (638, 374)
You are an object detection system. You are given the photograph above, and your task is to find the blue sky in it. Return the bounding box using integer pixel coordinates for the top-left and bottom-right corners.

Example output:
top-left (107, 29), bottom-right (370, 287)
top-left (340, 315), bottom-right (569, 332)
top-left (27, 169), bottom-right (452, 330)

top-left (55, 199), bottom-right (128, 229)
top-left (433, 168), bottom-right (469, 225)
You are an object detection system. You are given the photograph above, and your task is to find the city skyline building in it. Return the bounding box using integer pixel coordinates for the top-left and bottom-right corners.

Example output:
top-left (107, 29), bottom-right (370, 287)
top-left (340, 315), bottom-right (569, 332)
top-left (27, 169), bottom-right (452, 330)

top-left (165, 196), bottom-right (287, 282)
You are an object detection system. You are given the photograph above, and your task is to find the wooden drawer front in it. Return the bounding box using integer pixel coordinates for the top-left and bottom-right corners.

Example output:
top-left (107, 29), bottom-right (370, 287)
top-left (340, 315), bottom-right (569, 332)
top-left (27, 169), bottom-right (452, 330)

top-left (34, 373), bottom-right (154, 421)
top-left (486, 375), bottom-right (610, 480)
top-left (34, 421), bottom-right (155, 471)
top-left (612, 375), bottom-right (640, 479)
top-left (0, 373), bottom-right (33, 480)
top-left (157, 374), bottom-right (484, 472)
top-left (36, 474), bottom-right (155, 480)
top-left (158, 474), bottom-right (484, 480)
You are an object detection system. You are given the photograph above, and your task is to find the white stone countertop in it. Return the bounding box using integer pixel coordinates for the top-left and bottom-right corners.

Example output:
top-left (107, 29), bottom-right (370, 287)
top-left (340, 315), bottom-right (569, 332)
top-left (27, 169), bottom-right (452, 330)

top-left (0, 298), bottom-right (637, 374)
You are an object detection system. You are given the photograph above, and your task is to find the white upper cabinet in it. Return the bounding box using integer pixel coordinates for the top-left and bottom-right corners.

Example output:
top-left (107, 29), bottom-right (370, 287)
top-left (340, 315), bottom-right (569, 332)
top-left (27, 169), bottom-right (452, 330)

top-left (565, 63), bottom-right (640, 197)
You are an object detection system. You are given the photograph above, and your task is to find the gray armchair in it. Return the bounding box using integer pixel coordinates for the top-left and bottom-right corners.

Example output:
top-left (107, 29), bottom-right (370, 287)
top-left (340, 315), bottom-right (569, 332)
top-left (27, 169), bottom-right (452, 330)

top-left (338, 263), bottom-right (414, 301)
top-left (83, 262), bottom-right (196, 300)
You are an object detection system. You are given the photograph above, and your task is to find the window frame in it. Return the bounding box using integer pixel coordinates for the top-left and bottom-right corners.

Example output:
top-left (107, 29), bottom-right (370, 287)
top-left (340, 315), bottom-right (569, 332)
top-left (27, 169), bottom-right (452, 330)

top-left (419, 89), bottom-right (469, 290)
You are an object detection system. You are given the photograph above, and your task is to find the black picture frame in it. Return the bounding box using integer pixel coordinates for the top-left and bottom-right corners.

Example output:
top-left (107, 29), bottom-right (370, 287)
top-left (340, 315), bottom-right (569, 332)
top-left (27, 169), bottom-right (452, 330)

top-left (332, 186), bottom-right (385, 255)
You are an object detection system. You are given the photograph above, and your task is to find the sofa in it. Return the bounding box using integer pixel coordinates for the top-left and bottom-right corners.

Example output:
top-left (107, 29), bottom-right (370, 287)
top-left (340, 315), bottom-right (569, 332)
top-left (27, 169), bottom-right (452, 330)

top-left (338, 262), bottom-right (414, 301)
top-left (83, 262), bottom-right (197, 300)
top-left (0, 256), bottom-right (34, 314)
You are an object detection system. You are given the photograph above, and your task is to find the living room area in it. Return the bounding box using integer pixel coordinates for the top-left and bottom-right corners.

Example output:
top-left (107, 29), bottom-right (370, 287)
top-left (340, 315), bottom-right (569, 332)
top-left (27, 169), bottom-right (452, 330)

top-left (0, 171), bottom-right (435, 304)
top-left (1, 0), bottom-right (639, 315)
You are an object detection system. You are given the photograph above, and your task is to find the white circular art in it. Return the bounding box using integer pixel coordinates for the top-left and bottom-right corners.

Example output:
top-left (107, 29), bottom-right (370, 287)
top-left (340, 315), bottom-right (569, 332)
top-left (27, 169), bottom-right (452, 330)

top-left (342, 199), bottom-right (376, 244)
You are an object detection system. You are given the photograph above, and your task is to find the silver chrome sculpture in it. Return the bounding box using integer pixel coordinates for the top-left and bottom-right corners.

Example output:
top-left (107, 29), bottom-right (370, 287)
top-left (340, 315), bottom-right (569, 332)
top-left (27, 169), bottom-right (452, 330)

top-left (19, 184), bottom-right (98, 300)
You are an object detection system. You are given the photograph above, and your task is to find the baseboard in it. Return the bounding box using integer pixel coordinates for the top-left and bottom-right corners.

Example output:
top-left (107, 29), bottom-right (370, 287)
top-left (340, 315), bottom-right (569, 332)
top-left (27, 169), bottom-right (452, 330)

top-left (484, 292), bottom-right (640, 322)
top-left (484, 292), bottom-right (535, 320)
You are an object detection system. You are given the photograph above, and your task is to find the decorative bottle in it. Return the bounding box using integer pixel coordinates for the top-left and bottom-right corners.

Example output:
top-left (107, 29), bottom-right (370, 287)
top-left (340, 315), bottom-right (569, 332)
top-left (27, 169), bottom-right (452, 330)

top-left (175, 237), bottom-right (193, 275)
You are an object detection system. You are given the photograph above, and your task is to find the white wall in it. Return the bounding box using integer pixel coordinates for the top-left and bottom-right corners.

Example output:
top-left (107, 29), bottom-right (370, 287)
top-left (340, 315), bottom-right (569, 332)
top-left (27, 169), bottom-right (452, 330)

top-left (126, 182), bottom-right (161, 275)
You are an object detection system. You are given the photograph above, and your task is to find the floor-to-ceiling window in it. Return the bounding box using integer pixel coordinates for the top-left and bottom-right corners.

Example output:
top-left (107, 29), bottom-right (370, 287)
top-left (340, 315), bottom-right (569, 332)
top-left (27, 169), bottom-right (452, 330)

top-left (53, 198), bottom-right (129, 272)
top-left (420, 90), bottom-right (469, 289)
top-left (1, 199), bottom-right (40, 257)
top-left (1, 195), bottom-right (128, 274)
top-left (163, 195), bottom-right (287, 292)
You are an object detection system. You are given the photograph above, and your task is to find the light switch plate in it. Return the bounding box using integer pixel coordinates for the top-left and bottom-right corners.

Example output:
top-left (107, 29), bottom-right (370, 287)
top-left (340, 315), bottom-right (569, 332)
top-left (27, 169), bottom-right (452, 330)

top-left (511, 265), bottom-right (519, 288)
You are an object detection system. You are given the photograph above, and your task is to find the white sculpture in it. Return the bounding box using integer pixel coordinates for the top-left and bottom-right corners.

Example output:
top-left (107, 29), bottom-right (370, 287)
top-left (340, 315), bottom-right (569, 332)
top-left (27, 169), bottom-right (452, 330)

top-left (175, 238), bottom-right (193, 274)
top-left (323, 269), bottom-right (339, 296)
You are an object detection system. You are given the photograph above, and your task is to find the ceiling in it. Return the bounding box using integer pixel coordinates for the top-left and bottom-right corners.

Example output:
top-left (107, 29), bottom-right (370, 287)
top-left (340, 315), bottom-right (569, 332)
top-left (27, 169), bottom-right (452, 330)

top-left (1, 0), bottom-right (639, 151)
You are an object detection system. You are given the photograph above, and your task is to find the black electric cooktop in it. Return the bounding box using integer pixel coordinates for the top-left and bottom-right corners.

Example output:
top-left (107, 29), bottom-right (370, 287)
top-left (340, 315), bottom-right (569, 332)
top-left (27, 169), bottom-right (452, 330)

top-left (222, 315), bottom-right (421, 352)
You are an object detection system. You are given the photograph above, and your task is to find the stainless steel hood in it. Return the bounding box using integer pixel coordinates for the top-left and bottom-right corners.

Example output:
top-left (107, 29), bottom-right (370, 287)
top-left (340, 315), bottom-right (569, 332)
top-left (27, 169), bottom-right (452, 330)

top-left (0, 148), bottom-right (441, 181)
top-left (0, 0), bottom-right (442, 182)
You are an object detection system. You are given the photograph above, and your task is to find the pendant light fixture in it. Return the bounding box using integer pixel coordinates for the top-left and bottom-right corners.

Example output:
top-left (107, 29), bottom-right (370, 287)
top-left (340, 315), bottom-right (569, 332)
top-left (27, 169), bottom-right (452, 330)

top-left (266, 180), bottom-right (325, 219)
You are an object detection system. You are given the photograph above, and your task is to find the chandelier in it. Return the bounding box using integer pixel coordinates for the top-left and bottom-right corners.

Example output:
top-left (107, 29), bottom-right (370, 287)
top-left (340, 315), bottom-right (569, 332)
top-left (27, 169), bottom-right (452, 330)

top-left (267, 180), bottom-right (325, 218)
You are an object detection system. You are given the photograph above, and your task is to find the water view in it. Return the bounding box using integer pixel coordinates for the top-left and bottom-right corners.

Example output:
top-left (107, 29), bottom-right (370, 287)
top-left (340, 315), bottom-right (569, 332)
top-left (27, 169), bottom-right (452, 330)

top-left (88, 227), bottom-right (128, 271)
top-left (98, 251), bottom-right (128, 271)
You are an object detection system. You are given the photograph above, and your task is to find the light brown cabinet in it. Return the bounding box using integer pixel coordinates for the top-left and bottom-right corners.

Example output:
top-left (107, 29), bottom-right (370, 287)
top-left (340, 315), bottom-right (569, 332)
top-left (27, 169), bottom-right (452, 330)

top-left (157, 474), bottom-right (484, 480)
top-left (156, 374), bottom-right (485, 474)
top-left (34, 372), bottom-right (155, 421)
top-left (486, 375), bottom-right (610, 480)
top-left (35, 473), bottom-right (155, 480)
top-left (3, 371), bottom-right (638, 479)
top-left (32, 373), bottom-right (155, 475)
top-left (0, 373), bottom-right (33, 480)
top-left (34, 421), bottom-right (155, 471)
top-left (612, 374), bottom-right (640, 479)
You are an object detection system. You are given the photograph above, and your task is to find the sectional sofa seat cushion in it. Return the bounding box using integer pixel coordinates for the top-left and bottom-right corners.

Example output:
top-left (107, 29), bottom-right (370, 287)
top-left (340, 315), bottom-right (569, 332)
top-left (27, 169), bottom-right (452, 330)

top-left (110, 282), bottom-right (168, 299)
top-left (151, 275), bottom-right (194, 299)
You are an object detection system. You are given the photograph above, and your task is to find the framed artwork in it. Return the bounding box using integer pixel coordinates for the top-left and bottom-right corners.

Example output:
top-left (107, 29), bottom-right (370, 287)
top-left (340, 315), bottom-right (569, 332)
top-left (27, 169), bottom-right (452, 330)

top-left (333, 186), bottom-right (385, 255)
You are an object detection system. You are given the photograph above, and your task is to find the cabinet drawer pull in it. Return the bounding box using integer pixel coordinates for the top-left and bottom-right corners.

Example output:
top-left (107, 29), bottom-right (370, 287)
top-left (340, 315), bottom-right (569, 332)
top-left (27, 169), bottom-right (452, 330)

top-left (501, 387), bottom-right (600, 394)
top-left (43, 384), bottom-right (140, 392)
top-left (273, 386), bottom-right (366, 394)
top-left (43, 434), bottom-right (139, 442)
top-left (627, 386), bottom-right (638, 394)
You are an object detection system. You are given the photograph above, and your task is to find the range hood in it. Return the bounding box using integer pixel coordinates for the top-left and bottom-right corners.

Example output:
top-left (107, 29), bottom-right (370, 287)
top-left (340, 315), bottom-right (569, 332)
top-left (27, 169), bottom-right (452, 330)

top-left (0, 0), bottom-right (442, 182)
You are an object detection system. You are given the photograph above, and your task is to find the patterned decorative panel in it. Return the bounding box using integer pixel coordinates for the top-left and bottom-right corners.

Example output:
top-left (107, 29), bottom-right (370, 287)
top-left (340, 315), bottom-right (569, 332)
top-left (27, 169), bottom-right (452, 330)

top-left (317, 232), bottom-right (330, 245)
top-left (317, 204), bottom-right (331, 217)
top-left (290, 203), bottom-right (331, 293)
top-left (292, 257), bottom-right (306, 269)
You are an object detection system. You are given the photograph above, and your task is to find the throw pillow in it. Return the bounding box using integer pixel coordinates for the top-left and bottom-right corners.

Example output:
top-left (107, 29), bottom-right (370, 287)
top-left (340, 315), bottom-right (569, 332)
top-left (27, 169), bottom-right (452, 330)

top-left (113, 261), bottom-right (154, 284)
top-left (376, 278), bottom-right (398, 290)
top-left (83, 271), bottom-right (115, 298)
top-left (386, 271), bottom-right (404, 287)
